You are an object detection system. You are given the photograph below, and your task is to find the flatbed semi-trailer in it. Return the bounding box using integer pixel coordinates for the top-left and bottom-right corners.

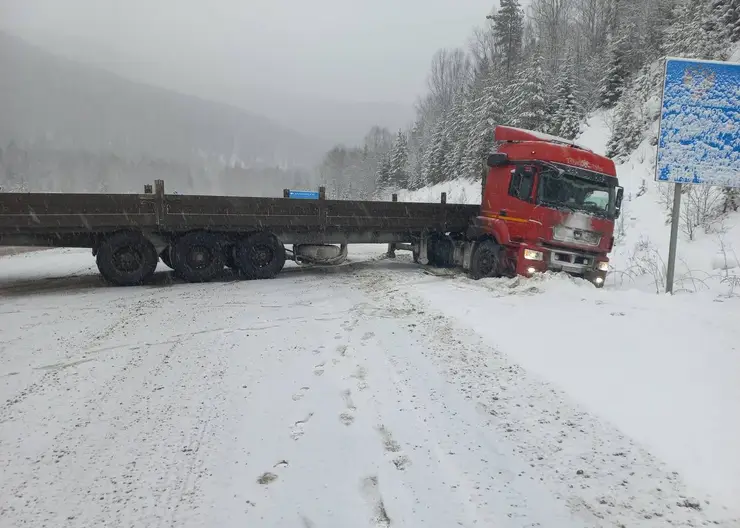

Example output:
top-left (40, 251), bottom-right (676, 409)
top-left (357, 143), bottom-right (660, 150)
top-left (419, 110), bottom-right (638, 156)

top-left (0, 126), bottom-right (623, 288)
top-left (0, 179), bottom-right (479, 285)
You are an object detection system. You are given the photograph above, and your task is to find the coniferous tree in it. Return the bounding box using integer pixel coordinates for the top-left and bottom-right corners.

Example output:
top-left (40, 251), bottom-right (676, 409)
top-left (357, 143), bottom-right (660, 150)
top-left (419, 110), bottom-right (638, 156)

top-left (511, 54), bottom-right (549, 132)
top-left (713, 0), bottom-right (740, 42)
top-left (424, 115), bottom-right (449, 185)
top-left (375, 153), bottom-right (392, 193)
top-left (600, 36), bottom-right (629, 108)
top-left (388, 130), bottom-right (409, 189)
top-left (493, 0), bottom-right (525, 80)
top-left (550, 59), bottom-right (581, 139)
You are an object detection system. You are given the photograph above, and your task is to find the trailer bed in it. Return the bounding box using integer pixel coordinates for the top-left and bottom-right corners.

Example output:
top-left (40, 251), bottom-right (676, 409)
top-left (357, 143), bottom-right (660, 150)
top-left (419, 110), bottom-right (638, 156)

top-left (0, 182), bottom-right (479, 248)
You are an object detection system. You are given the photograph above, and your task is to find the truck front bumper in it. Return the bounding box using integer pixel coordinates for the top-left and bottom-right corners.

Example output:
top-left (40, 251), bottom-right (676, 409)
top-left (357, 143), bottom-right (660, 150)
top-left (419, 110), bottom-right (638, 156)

top-left (514, 245), bottom-right (608, 287)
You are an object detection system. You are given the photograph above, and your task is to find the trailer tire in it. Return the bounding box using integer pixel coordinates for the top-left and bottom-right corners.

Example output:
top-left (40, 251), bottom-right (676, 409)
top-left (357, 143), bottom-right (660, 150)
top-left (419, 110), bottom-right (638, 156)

top-left (171, 231), bottom-right (226, 283)
top-left (160, 247), bottom-right (174, 270)
top-left (469, 240), bottom-right (502, 280)
top-left (234, 232), bottom-right (285, 279)
top-left (96, 231), bottom-right (158, 286)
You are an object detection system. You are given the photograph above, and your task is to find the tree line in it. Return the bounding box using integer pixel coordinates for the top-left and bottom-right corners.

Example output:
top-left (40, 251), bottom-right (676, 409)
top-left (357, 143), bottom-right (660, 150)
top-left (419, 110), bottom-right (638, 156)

top-left (0, 141), bottom-right (316, 196)
top-left (317, 0), bottom-right (740, 199)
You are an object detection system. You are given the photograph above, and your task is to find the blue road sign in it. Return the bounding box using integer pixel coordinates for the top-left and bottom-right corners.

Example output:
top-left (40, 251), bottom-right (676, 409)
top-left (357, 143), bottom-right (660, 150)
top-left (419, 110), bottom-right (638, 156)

top-left (288, 190), bottom-right (320, 199)
top-left (656, 57), bottom-right (740, 188)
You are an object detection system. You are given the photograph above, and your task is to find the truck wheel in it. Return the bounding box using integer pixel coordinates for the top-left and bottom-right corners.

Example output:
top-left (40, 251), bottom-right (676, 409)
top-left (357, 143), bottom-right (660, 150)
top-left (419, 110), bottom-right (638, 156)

top-left (160, 247), bottom-right (174, 270)
top-left (469, 240), bottom-right (502, 280)
top-left (96, 231), bottom-right (158, 286)
top-left (171, 231), bottom-right (226, 282)
top-left (234, 232), bottom-right (286, 279)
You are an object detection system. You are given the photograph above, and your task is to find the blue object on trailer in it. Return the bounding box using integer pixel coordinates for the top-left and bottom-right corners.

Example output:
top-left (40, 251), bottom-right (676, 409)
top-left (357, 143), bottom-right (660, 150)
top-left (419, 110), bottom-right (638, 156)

top-left (288, 190), bottom-right (320, 199)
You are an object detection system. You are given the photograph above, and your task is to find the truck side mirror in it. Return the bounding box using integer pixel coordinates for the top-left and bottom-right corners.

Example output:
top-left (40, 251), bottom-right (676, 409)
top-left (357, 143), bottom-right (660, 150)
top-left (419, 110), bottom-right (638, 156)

top-left (615, 186), bottom-right (624, 218)
top-left (487, 153), bottom-right (509, 168)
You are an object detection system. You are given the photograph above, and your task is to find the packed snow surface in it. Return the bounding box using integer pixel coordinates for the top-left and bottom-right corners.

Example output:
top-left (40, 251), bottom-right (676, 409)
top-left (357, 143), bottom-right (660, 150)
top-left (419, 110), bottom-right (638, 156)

top-left (1, 246), bottom-right (739, 528)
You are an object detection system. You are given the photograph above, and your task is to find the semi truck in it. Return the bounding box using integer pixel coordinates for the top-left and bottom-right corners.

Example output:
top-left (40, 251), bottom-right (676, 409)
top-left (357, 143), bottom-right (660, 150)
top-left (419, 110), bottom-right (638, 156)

top-left (0, 126), bottom-right (622, 287)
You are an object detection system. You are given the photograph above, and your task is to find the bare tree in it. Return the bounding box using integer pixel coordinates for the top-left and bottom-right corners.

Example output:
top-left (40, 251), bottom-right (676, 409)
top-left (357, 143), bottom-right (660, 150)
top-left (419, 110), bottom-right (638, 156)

top-left (530, 0), bottom-right (575, 73)
top-left (426, 48), bottom-right (473, 115)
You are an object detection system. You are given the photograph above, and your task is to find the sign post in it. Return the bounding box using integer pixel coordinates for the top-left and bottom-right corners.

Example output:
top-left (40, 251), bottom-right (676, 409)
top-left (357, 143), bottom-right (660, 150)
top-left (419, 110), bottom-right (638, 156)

top-left (656, 57), bottom-right (740, 293)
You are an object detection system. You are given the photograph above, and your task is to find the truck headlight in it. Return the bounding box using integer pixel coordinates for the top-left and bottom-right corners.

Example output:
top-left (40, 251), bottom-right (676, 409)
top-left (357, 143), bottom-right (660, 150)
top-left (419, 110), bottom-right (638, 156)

top-left (524, 249), bottom-right (544, 261)
top-left (597, 261), bottom-right (609, 272)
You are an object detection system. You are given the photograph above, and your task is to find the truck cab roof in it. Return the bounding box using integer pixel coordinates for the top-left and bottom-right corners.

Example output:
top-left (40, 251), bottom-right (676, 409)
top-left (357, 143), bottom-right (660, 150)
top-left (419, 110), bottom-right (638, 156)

top-left (494, 125), bottom-right (617, 178)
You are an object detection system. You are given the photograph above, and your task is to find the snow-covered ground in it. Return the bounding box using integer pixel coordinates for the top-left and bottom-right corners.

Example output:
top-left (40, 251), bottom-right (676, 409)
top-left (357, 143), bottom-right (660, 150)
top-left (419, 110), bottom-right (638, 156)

top-left (1, 247), bottom-right (739, 527)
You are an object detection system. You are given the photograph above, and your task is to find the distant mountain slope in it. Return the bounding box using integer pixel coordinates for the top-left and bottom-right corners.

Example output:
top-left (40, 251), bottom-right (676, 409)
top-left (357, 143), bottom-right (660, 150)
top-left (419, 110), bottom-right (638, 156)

top-left (0, 31), bottom-right (325, 168)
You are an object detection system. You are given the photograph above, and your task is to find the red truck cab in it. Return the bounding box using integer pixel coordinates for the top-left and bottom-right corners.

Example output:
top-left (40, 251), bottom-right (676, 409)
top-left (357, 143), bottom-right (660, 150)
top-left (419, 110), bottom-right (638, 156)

top-left (480, 126), bottom-right (623, 287)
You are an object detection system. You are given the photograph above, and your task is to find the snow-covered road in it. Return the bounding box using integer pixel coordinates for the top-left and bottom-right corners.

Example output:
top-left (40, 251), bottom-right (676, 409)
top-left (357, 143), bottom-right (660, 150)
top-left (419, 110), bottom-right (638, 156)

top-left (1, 248), bottom-right (739, 527)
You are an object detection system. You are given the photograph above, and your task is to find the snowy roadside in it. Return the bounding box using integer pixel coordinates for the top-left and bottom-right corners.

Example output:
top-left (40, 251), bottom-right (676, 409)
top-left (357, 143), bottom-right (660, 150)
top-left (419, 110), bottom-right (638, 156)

top-left (1, 248), bottom-right (739, 527)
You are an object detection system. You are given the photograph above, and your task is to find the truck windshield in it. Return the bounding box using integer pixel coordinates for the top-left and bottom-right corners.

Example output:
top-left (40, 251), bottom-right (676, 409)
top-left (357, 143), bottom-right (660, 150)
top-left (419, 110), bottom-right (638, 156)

top-left (537, 169), bottom-right (615, 218)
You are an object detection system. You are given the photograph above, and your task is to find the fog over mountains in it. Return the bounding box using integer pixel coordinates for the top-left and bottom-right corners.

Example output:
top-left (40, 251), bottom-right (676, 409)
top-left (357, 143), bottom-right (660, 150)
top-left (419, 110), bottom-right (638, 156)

top-left (0, 30), bottom-right (327, 169)
top-left (0, 30), bottom-right (413, 194)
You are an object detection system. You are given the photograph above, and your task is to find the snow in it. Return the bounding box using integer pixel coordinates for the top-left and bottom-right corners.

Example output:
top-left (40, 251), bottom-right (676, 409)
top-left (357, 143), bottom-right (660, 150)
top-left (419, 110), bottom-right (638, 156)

top-left (1, 245), bottom-right (740, 527)
top-left (496, 125), bottom-right (595, 152)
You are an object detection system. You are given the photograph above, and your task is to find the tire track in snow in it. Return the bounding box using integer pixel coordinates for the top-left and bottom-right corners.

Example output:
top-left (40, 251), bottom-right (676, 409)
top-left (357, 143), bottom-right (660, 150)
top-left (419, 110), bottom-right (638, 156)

top-left (345, 260), bottom-right (740, 527)
top-left (0, 284), bottom-right (236, 528)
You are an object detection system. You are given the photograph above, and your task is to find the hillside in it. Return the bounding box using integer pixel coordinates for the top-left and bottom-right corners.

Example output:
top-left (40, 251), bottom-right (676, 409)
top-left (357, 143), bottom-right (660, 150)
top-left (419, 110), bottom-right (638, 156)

top-left (0, 31), bottom-right (325, 177)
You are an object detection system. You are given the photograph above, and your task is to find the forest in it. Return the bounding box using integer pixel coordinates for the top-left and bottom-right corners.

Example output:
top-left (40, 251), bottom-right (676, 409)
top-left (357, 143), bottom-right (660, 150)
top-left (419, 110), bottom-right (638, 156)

top-left (317, 0), bottom-right (740, 199)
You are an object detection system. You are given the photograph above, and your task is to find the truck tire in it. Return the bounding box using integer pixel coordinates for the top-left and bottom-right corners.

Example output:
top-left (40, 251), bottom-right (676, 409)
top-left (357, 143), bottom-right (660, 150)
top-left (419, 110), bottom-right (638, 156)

top-left (171, 231), bottom-right (226, 283)
top-left (234, 232), bottom-right (286, 279)
top-left (160, 247), bottom-right (174, 270)
top-left (96, 231), bottom-right (158, 286)
top-left (469, 240), bottom-right (502, 280)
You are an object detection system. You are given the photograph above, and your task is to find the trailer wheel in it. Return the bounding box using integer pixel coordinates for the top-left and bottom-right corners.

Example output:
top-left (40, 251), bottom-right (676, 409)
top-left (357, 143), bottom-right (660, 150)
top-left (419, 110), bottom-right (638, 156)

top-left (234, 232), bottom-right (286, 279)
top-left (160, 247), bottom-right (174, 270)
top-left (171, 231), bottom-right (226, 282)
top-left (469, 240), bottom-right (502, 280)
top-left (96, 231), bottom-right (158, 286)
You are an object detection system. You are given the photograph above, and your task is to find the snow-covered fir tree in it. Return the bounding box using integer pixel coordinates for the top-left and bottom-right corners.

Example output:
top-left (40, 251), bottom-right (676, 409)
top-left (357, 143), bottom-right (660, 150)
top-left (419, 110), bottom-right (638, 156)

top-left (600, 37), bottom-right (629, 109)
top-left (492, 0), bottom-right (524, 80)
top-left (510, 53), bottom-right (549, 132)
top-left (549, 57), bottom-right (581, 139)
top-left (388, 130), bottom-right (409, 189)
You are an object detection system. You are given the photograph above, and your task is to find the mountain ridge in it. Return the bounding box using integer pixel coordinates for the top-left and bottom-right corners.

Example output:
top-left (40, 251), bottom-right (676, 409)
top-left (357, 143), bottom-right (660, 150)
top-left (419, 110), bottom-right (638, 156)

top-left (0, 30), bottom-right (326, 168)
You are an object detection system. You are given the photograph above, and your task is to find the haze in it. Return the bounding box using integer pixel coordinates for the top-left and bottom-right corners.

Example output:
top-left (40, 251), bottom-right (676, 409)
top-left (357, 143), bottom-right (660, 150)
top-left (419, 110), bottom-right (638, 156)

top-left (0, 0), bottom-right (500, 143)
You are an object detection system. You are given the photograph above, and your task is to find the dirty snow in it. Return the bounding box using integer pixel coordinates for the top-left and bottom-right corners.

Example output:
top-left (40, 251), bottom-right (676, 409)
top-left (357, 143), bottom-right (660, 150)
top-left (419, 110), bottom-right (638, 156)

top-left (1, 245), bottom-right (739, 528)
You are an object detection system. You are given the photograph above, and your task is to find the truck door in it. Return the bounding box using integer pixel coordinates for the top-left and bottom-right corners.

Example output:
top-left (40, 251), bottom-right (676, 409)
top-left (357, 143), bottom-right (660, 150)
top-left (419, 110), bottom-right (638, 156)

top-left (499, 165), bottom-right (536, 241)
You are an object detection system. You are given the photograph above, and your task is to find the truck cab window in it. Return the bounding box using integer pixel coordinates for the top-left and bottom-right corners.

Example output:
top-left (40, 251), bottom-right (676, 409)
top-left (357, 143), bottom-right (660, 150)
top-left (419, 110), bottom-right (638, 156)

top-left (508, 167), bottom-right (534, 202)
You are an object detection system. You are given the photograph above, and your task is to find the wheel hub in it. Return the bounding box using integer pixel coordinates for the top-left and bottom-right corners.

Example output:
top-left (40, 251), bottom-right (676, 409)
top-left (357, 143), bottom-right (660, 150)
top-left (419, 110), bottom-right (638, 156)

top-left (250, 245), bottom-right (273, 268)
top-left (188, 246), bottom-right (211, 269)
top-left (113, 248), bottom-right (142, 273)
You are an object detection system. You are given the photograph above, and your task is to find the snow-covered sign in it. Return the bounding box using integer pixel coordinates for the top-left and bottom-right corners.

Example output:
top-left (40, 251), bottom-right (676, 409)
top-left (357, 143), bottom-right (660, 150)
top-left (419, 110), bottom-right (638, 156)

top-left (656, 57), bottom-right (740, 187)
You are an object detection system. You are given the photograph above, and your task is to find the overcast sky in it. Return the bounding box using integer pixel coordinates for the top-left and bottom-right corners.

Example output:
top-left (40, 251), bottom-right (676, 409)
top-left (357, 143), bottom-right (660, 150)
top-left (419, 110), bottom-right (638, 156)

top-left (0, 0), bottom-right (504, 105)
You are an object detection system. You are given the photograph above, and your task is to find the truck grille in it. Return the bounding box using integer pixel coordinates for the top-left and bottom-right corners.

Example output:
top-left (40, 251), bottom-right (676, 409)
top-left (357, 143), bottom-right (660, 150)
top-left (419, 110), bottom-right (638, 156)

top-left (552, 226), bottom-right (601, 247)
top-left (551, 250), bottom-right (592, 269)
